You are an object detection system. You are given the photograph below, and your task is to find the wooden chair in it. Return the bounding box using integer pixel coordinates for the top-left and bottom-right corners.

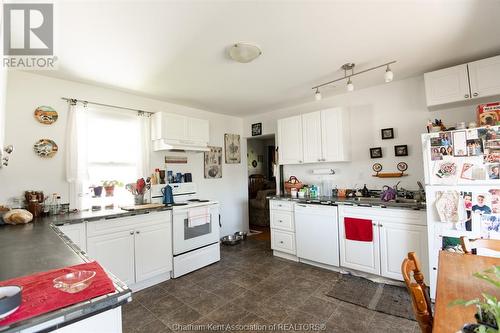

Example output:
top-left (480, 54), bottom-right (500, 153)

top-left (401, 252), bottom-right (433, 333)
top-left (248, 174), bottom-right (266, 199)
top-left (460, 236), bottom-right (500, 254)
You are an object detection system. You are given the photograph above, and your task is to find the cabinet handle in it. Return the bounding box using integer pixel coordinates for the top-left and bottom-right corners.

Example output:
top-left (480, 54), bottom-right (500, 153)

top-left (473, 92), bottom-right (478, 97)
top-left (278, 220), bottom-right (283, 223)
top-left (129, 231), bottom-right (134, 235)
top-left (136, 231), bottom-right (140, 234)
top-left (464, 94), bottom-right (469, 98)
top-left (372, 223), bottom-right (376, 226)
top-left (379, 224), bottom-right (383, 227)
top-left (279, 241), bottom-right (284, 244)
top-left (299, 160), bottom-right (303, 163)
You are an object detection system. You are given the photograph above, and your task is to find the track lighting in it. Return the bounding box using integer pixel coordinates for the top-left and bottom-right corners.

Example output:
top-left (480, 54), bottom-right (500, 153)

top-left (346, 78), bottom-right (354, 92)
top-left (385, 65), bottom-right (394, 83)
top-left (315, 88), bottom-right (322, 101)
top-left (312, 61), bottom-right (396, 97)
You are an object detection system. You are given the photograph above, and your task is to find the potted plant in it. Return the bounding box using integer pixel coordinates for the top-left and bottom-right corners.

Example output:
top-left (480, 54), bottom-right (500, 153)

top-left (101, 180), bottom-right (123, 197)
top-left (451, 265), bottom-right (500, 333)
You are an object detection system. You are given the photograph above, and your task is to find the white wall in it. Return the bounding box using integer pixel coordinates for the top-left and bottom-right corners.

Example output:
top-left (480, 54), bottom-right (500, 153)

top-left (243, 76), bottom-right (476, 191)
top-left (0, 71), bottom-right (248, 235)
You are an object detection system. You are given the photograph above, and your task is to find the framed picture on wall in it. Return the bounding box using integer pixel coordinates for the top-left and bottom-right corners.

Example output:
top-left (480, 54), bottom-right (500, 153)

top-left (224, 133), bottom-right (241, 163)
top-left (370, 147), bottom-right (383, 159)
top-left (394, 144), bottom-right (408, 156)
top-left (252, 123), bottom-right (262, 136)
top-left (381, 128), bottom-right (394, 140)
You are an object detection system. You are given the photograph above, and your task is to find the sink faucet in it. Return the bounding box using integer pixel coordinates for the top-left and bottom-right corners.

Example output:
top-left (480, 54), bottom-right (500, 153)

top-left (417, 181), bottom-right (426, 201)
top-left (394, 181), bottom-right (401, 196)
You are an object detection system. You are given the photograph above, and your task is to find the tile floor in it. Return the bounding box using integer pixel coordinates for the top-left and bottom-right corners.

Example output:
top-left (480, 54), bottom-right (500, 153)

top-left (123, 238), bottom-right (420, 333)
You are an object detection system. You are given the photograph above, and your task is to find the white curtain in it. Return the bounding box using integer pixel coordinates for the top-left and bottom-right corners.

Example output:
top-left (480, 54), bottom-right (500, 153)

top-left (137, 114), bottom-right (151, 178)
top-left (66, 101), bottom-right (89, 210)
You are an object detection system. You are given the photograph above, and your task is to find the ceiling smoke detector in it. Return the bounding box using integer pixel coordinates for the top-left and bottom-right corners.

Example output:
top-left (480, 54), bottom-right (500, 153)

top-left (228, 42), bottom-right (262, 63)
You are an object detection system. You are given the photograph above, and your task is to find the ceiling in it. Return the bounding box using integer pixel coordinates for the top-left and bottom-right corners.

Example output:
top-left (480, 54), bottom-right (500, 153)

top-left (36, 0), bottom-right (500, 115)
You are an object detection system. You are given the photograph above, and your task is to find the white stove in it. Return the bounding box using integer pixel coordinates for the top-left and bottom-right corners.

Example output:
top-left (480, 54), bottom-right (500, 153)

top-left (151, 183), bottom-right (220, 278)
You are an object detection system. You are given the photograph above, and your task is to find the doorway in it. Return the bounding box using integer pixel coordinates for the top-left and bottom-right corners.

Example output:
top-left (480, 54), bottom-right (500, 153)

top-left (247, 135), bottom-right (276, 241)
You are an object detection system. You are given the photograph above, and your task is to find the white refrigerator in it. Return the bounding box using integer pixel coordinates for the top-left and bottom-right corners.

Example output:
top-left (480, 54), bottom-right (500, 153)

top-left (422, 125), bottom-right (500, 299)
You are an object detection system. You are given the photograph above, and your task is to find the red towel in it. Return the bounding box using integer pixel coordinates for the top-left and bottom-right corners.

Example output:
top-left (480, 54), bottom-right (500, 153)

top-left (0, 261), bottom-right (116, 326)
top-left (344, 217), bottom-right (373, 242)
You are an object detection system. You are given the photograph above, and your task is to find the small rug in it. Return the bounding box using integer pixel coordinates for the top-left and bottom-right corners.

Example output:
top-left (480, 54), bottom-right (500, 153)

top-left (248, 229), bottom-right (263, 235)
top-left (326, 274), bottom-right (415, 321)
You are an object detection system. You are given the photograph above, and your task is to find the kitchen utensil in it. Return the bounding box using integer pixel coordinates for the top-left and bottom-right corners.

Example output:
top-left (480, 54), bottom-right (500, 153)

top-left (136, 178), bottom-right (145, 194)
top-left (0, 286), bottom-right (21, 319)
top-left (162, 185), bottom-right (174, 205)
top-left (220, 235), bottom-right (241, 246)
top-left (234, 231), bottom-right (247, 240)
top-left (53, 270), bottom-right (96, 294)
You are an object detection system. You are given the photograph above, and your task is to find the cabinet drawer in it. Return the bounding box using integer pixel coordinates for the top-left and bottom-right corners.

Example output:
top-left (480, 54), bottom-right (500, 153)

top-left (270, 211), bottom-right (294, 231)
top-left (87, 211), bottom-right (171, 237)
top-left (270, 200), bottom-right (294, 211)
top-left (271, 229), bottom-right (296, 255)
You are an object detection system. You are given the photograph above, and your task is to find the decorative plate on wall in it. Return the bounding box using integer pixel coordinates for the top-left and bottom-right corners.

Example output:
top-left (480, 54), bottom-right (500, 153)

top-left (34, 106), bottom-right (58, 124)
top-left (33, 139), bottom-right (58, 158)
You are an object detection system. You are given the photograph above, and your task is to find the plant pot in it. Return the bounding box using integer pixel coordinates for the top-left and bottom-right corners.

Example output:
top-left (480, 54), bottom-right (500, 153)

top-left (104, 185), bottom-right (115, 197)
top-left (91, 186), bottom-right (103, 198)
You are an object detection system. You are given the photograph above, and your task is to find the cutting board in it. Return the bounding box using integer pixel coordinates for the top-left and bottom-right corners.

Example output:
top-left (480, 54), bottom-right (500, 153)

top-left (121, 203), bottom-right (165, 211)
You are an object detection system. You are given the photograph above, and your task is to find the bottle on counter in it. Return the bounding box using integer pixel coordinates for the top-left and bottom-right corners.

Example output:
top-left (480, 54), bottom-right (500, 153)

top-left (49, 193), bottom-right (60, 215)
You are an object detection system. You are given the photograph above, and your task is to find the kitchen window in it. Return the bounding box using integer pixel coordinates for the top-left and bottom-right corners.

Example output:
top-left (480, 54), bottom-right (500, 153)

top-left (81, 107), bottom-right (150, 209)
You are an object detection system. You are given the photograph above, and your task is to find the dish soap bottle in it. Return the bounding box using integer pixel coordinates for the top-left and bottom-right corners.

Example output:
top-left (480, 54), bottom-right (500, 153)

top-left (361, 184), bottom-right (369, 197)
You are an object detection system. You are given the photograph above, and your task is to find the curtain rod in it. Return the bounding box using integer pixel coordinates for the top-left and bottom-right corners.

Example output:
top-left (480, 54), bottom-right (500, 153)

top-left (61, 97), bottom-right (155, 115)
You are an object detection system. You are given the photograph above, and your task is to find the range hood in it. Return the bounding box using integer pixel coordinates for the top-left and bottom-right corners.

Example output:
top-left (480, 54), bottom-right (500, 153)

top-left (152, 139), bottom-right (209, 152)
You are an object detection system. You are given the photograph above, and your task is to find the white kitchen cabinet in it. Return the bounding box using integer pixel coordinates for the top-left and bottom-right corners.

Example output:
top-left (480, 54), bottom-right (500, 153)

top-left (58, 223), bottom-right (87, 252)
top-left (424, 64), bottom-right (470, 107)
top-left (295, 204), bottom-right (339, 267)
top-left (277, 115), bottom-right (303, 164)
top-left (379, 221), bottom-right (428, 280)
top-left (135, 222), bottom-right (172, 282)
top-left (468, 55), bottom-right (500, 100)
top-left (301, 111), bottom-right (322, 163)
top-left (338, 205), bottom-right (428, 281)
top-left (271, 229), bottom-right (296, 255)
top-left (321, 108), bottom-right (350, 162)
top-left (151, 112), bottom-right (209, 151)
top-left (339, 217), bottom-right (380, 275)
top-left (269, 199), bottom-right (297, 259)
top-left (87, 230), bottom-right (136, 285)
top-left (277, 108), bottom-right (350, 165)
top-left (86, 211), bottom-right (172, 288)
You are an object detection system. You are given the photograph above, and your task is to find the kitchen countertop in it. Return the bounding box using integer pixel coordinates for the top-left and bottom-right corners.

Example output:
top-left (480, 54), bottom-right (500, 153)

top-left (0, 206), bottom-right (171, 332)
top-left (268, 195), bottom-right (426, 211)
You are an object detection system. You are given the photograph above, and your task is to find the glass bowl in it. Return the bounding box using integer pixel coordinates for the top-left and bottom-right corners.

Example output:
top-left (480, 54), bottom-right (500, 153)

top-left (53, 270), bottom-right (96, 294)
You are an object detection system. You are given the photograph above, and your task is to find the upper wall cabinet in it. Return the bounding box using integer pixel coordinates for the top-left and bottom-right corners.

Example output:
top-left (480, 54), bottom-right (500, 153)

top-left (424, 55), bottom-right (500, 109)
top-left (277, 108), bottom-right (350, 165)
top-left (151, 112), bottom-right (209, 151)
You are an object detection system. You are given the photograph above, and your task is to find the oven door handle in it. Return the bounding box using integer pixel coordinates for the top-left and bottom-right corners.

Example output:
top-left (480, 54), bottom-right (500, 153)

top-left (218, 214), bottom-right (222, 228)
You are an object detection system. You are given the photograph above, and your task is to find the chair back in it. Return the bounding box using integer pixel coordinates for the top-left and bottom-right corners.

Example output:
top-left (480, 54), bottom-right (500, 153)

top-left (401, 252), bottom-right (433, 333)
top-left (248, 174), bottom-right (266, 199)
top-left (460, 236), bottom-right (500, 254)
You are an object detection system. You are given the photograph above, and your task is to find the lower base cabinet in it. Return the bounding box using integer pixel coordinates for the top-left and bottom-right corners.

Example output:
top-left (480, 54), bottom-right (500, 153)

top-left (85, 211), bottom-right (173, 288)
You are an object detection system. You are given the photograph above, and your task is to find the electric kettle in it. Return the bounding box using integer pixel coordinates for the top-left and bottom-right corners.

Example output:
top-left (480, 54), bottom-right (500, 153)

top-left (161, 185), bottom-right (174, 205)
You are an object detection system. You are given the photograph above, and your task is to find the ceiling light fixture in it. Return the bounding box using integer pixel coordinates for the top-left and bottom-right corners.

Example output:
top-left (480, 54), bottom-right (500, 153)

top-left (228, 42), bottom-right (262, 63)
top-left (312, 61), bottom-right (396, 98)
top-left (384, 64), bottom-right (394, 83)
top-left (315, 88), bottom-right (322, 101)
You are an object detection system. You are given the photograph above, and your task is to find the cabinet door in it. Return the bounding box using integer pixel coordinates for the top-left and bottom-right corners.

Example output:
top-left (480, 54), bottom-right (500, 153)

top-left (277, 115), bottom-right (303, 164)
top-left (135, 222), bottom-right (172, 282)
top-left (301, 111), bottom-right (322, 163)
top-left (187, 118), bottom-right (209, 144)
top-left (87, 231), bottom-right (135, 285)
top-left (339, 217), bottom-right (380, 275)
top-left (468, 55), bottom-right (500, 99)
top-left (58, 223), bottom-right (87, 252)
top-left (161, 113), bottom-right (188, 141)
top-left (424, 64), bottom-right (470, 107)
top-left (321, 108), bottom-right (350, 162)
top-left (379, 222), bottom-right (428, 281)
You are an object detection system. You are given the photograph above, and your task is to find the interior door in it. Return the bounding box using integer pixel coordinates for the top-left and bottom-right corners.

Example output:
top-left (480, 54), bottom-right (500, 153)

top-left (339, 216), bottom-right (380, 275)
top-left (277, 115), bottom-right (303, 164)
top-left (424, 64), bottom-right (470, 106)
top-left (468, 55), bottom-right (500, 99)
top-left (379, 221), bottom-right (428, 281)
top-left (135, 222), bottom-right (172, 282)
top-left (86, 231), bottom-right (135, 285)
top-left (301, 111), bottom-right (322, 163)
